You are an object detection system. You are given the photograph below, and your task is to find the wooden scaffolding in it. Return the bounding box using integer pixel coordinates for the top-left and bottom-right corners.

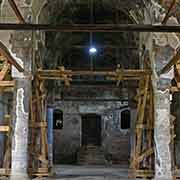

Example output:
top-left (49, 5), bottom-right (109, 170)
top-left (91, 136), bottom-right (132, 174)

top-left (0, 62), bottom-right (161, 179)
top-left (38, 66), bottom-right (155, 179)
top-left (29, 77), bottom-right (49, 177)
top-left (0, 54), bottom-right (15, 176)
top-left (129, 74), bottom-right (155, 179)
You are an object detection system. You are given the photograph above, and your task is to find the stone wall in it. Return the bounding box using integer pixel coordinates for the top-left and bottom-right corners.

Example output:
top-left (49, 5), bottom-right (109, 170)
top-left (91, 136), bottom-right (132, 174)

top-left (52, 87), bottom-right (135, 165)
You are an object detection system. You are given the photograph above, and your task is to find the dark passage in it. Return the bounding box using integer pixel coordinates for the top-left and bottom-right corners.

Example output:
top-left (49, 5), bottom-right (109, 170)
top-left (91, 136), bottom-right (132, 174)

top-left (82, 114), bottom-right (101, 146)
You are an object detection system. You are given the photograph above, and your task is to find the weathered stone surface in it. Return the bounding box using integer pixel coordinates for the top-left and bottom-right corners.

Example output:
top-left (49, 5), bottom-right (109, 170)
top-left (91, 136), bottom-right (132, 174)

top-left (142, 2), bottom-right (180, 179)
top-left (53, 88), bottom-right (132, 165)
top-left (154, 90), bottom-right (172, 180)
top-left (10, 87), bottom-right (30, 180)
top-left (10, 29), bottom-right (32, 179)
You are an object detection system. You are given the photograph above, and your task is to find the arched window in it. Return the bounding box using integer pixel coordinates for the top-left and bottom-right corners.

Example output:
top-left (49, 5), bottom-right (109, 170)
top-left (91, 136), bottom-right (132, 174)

top-left (121, 109), bottom-right (130, 130)
top-left (53, 109), bottom-right (63, 130)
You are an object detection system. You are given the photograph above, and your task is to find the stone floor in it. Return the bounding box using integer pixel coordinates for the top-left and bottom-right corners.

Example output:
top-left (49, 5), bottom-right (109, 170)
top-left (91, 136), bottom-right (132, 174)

top-left (33, 165), bottom-right (144, 180)
top-left (40, 177), bottom-right (138, 180)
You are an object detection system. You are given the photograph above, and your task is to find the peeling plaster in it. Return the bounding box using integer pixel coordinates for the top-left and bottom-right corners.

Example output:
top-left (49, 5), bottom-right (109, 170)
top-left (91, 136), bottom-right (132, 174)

top-left (154, 90), bottom-right (172, 180)
top-left (10, 51), bottom-right (25, 78)
top-left (16, 88), bottom-right (28, 117)
top-left (152, 9), bottom-right (180, 80)
top-left (11, 88), bottom-right (29, 179)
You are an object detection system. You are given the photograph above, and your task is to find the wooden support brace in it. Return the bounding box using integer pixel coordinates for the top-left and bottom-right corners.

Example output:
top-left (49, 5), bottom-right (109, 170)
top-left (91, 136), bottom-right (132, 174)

top-left (171, 86), bottom-right (180, 92)
top-left (136, 148), bottom-right (154, 164)
top-left (0, 126), bottom-right (9, 132)
top-left (0, 62), bottom-right (10, 81)
top-left (30, 122), bottom-right (47, 128)
top-left (8, 0), bottom-right (26, 24)
top-left (162, 0), bottom-right (176, 24)
top-left (0, 81), bottom-right (15, 87)
top-left (38, 155), bottom-right (49, 165)
top-left (0, 41), bottom-right (24, 72)
top-left (136, 124), bottom-right (153, 130)
top-left (158, 48), bottom-right (180, 75)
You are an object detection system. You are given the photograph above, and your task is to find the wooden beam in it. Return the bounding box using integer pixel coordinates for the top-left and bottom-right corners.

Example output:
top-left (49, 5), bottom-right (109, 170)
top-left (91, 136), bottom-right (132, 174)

top-left (135, 76), bottom-right (150, 169)
top-left (162, 0), bottom-right (176, 24)
top-left (136, 148), bottom-right (154, 163)
top-left (158, 48), bottom-right (180, 75)
top-left (170, 86), bottom-right (180, 92)
top-left (0, 23), bottom-right (179, 32)
top-left (0, 62), bottom-right (10, 81)
top-left (0, 126), bottom-right (9, 132)
top-left (0, 81), bottom-right (15, 87)
top-left (30, 122), bottom-right (47, 128)
top-left (38, 69), bottom-right (151, 78)
top-left (8, 0), bottom-right (25, 24)
top-left (129, 169), bottom-right (154, 178)
top-left (0, 41), bottom-right (24, 72)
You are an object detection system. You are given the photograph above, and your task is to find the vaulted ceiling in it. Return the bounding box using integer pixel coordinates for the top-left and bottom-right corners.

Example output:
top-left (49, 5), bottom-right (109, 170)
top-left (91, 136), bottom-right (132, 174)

top-left (41, 0), bottom-right (140, 71)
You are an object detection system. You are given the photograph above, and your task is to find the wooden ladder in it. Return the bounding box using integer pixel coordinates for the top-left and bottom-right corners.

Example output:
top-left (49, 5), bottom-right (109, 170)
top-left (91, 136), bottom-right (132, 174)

top-left (29, 78), bottom-right (49, 177)
top-left (129, 74), bottom-right (154, 179)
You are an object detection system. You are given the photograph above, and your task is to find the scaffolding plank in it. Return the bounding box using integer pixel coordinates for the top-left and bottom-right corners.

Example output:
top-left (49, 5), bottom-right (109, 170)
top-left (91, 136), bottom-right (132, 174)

top-left (0, 81), bottom-right (15, 87)
top-left (0, 126), bottom-right (9, 132)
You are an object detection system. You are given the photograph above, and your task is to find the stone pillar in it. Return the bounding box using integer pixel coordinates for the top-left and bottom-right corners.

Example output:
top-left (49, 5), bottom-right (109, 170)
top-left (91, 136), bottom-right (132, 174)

top-left (154, 89), bottom-right (172, 180)
top-left (10, 33), bottom-right (32, 180)
top-left (10, 78), bottom-right (31, 180)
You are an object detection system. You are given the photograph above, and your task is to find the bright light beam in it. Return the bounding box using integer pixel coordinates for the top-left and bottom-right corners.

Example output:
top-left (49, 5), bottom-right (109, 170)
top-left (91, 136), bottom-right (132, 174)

top-left (89, 47), bottom-right (97, 54)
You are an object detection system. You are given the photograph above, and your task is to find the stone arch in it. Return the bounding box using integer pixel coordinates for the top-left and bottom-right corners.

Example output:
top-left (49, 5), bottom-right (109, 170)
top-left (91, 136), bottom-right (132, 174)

top-left (35, 0), bottom-right (48, 24)
top-left (43, 1), bottom-right (140, 70)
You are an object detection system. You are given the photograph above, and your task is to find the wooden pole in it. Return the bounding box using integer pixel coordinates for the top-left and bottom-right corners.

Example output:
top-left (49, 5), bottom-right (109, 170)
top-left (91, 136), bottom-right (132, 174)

top-left (162, 0), bottom-right (176, 24)
top-left (0, 23), bottom-right (179, 32)
top-left (8, 0), bottom-right (25, 24)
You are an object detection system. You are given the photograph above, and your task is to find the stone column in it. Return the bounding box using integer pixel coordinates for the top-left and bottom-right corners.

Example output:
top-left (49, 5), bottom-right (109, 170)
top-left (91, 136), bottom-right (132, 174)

top-left (10, 78), bottom-right (31, 180)
top-left (154, 89), bottom-right (172, 180)
top-left (10, 33), bottom-right (32, 180)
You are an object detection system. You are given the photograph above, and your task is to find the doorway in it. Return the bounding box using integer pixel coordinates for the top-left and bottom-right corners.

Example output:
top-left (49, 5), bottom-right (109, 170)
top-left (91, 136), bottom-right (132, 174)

top-left (81, 114), bottom-right (102, 146)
